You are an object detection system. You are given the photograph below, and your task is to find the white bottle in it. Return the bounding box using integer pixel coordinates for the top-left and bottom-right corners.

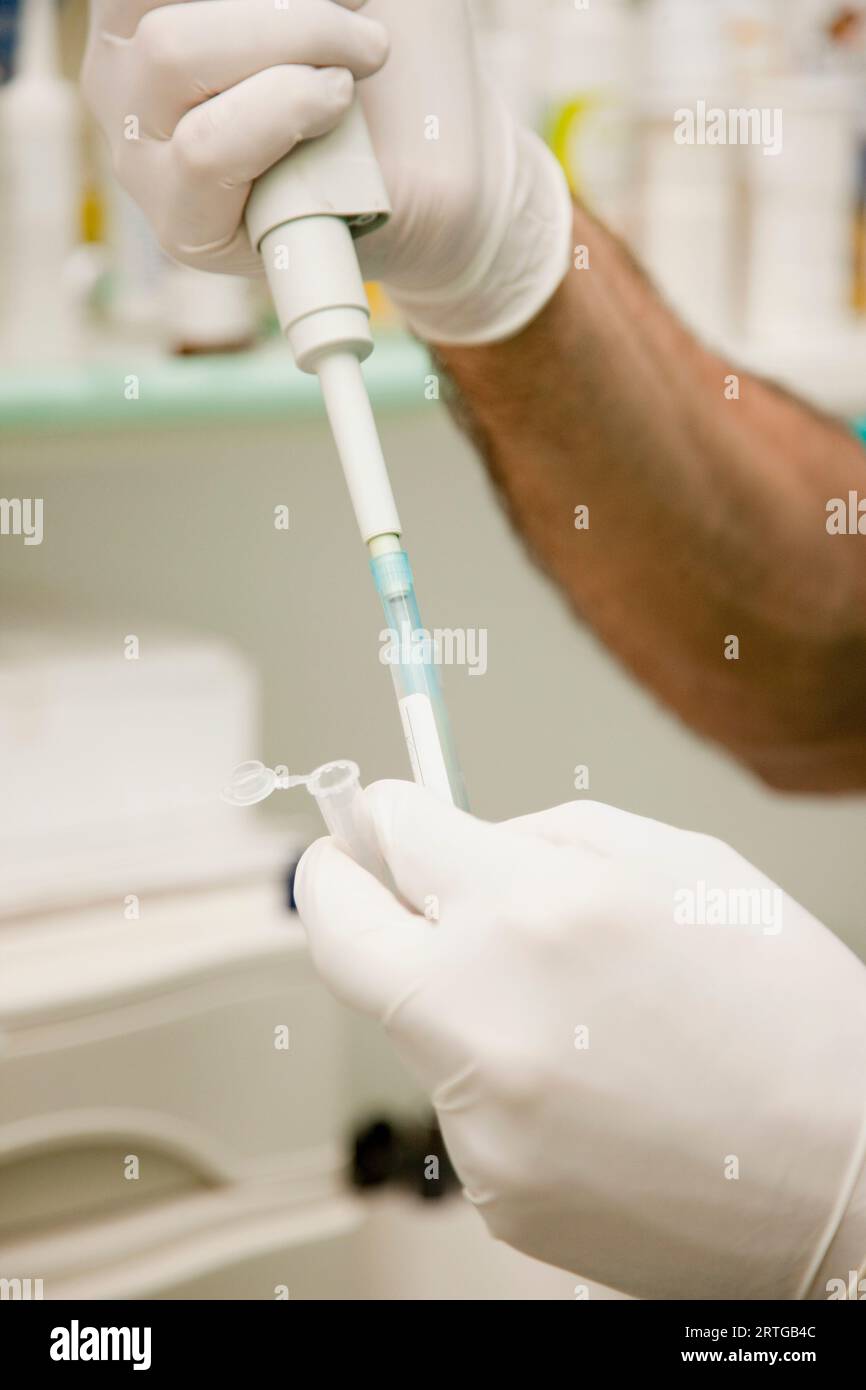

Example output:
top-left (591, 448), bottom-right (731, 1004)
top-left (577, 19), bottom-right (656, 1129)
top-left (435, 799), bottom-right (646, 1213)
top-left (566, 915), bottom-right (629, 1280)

top-left (540, 0), bottom-right (638, 238)
top-left (638, 0), bottom-right (739, 341)
top-left (470, 0), bottom-right (543, 132)
top-left (0, 0), bottom-right (81, 362)
top-left (745, 72), bottom-right (859, 343)
top-left (161, 263), bottom-right (257, 356)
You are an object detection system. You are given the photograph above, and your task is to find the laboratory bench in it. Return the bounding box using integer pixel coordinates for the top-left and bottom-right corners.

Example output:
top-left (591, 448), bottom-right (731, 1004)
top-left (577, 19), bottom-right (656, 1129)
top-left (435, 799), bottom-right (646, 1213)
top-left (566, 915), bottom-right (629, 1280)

top-left (0, 331), bottom-right (865, 438)
top-left (0, 334), bottom-right (431, 435)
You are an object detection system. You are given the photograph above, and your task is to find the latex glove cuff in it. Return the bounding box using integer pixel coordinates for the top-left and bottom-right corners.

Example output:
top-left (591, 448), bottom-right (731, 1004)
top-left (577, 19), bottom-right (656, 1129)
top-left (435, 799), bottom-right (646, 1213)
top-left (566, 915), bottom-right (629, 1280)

top-left (387, 123), bottom-right (574, 347)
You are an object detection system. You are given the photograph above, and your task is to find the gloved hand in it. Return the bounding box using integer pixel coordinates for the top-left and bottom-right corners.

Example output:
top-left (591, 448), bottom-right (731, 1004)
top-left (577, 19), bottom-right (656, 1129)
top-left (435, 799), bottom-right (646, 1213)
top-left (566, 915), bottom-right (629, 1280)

top-left (82, 0), bottom-right (572, 343)
top-left (296, 781), bottom-right (866, 1300)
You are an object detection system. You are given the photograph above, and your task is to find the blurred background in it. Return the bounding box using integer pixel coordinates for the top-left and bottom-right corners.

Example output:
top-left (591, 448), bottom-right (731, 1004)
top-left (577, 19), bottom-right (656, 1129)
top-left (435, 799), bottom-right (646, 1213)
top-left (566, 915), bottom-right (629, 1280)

top-left (1, 0), bottom-right (865, 1300)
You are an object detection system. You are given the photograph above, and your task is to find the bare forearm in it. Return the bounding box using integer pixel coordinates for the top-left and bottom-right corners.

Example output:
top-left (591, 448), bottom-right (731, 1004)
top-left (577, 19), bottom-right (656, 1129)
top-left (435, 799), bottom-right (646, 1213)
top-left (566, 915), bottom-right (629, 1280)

top-left (434, 205), bottom-right (866, 792)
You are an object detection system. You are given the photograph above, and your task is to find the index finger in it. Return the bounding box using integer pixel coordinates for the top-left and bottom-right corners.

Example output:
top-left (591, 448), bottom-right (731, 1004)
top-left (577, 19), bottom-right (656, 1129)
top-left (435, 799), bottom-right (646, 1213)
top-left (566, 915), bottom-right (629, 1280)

top-left (295, 835), bottom-right (435, 1020)
top-left (96, 0), bottom-right (370, 43)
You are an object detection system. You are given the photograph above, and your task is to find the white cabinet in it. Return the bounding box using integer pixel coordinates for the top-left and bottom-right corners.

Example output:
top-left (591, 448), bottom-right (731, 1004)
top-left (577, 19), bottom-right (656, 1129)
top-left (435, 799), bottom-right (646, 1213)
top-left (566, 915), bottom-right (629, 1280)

top-left (0, 881), bottom-right (353, 1299)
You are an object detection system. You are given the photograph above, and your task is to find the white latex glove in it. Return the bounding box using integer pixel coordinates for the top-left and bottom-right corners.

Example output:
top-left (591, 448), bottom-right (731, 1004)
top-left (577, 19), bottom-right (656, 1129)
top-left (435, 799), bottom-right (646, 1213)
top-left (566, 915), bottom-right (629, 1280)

top-left (82, 0), bottom-right (572, 343)
top-left (296, 782), bottom-right (866, 1300)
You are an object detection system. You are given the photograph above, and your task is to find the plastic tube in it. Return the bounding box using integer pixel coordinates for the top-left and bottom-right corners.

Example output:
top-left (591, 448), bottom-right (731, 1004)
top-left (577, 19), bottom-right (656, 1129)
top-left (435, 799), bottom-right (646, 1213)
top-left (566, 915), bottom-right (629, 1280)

top-left (222, 757), bottom-right (394, 889)
top-left (370, 549), bottom-right (468, 810)
top-left (305, 759), bottom-right (392, 885)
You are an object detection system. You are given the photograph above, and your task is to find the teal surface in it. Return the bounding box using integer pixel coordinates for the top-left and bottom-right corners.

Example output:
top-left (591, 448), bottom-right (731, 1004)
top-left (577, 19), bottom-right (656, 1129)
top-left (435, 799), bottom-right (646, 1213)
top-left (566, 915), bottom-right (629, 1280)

top-left (2, 340), bottom-right (865, 441)
top-left (0, 334), bottom-right (432, 433)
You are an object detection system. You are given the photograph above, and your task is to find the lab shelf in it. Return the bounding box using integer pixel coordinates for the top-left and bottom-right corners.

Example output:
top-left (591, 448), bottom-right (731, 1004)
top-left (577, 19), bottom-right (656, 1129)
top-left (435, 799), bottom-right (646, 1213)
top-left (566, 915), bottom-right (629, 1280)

top-left (1, 329), bottom-right (864, 441)
top-left (718, 328), bottom-right (866, 422)
top-left (0, 334), bottom-right (433, 434)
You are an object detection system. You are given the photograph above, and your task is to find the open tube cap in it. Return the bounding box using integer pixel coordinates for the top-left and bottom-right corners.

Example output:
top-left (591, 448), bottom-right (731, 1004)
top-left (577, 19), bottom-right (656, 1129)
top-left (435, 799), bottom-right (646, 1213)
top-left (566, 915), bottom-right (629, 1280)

top-left (222, 757), bottom-right (393, 889)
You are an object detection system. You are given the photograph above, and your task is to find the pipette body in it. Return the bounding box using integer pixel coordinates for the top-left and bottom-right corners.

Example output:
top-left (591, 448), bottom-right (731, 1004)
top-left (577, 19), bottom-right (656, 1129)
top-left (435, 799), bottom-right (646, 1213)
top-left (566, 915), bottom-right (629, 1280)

top-left (244, 98), bottom-right (467, 807)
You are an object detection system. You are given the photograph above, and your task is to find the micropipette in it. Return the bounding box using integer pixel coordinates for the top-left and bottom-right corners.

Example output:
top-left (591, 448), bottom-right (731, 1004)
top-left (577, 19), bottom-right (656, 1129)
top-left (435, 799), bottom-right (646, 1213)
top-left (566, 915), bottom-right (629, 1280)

top-left (244, 96), bottom-right (467, 809)
top-left (223, 757), bottom-right (393, 890)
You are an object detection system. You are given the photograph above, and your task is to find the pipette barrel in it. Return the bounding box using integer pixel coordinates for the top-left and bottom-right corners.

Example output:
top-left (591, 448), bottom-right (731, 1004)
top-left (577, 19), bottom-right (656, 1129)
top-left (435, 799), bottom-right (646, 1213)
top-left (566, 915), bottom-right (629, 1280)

top-left (370, 549), bottom-right (468, 810)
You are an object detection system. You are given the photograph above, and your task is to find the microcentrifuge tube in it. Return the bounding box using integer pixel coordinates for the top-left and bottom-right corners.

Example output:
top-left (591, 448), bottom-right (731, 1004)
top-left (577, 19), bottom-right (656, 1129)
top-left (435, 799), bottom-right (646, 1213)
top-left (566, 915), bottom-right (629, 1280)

top-left (222, 757), bottom-right (392, 889)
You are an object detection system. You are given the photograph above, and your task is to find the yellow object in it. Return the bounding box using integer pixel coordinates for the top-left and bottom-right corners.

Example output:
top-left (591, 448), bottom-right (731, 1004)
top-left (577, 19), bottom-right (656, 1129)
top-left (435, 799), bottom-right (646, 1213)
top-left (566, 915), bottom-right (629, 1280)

top-left (80, 183), bottom-right (105, 243)
top-left (545, 96), bottom-right (602, 199)
top-left (364, 280), bottom-right (401, 329)
top-left (854, 210), bottom-right (866, 315)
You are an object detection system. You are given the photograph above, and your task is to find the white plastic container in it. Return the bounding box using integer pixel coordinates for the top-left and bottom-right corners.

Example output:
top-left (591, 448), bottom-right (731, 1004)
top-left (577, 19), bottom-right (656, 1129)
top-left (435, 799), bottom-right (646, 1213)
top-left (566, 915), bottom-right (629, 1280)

top-left (470, 0), bottom-right (544, 131)
top-left (162, 264), bottom-right (257, 355)
top-left (540, 0), bottom-right (638, 236)
top-left (744, 75), bottom-right (859, 341)
top-left (0, 0), bottom-right (81, 362)
top-left (0, 626), bottom-right (295, 916)
top-left (101, 177), bottom-right (168, 338)
top-left (638, 0), bottom-right (740, 340)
